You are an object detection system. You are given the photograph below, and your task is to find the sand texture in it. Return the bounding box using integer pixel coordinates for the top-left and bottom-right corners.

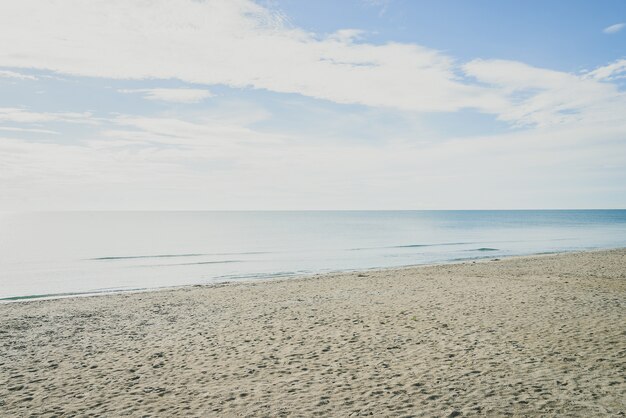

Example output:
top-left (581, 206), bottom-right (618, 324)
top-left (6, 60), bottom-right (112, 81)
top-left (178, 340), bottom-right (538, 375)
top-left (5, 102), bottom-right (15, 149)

top-left (1, 249), bottom-right (625, 417)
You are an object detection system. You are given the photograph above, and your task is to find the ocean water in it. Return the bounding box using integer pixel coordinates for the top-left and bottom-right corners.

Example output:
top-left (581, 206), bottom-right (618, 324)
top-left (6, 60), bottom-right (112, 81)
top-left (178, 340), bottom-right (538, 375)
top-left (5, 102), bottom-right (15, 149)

top-left (1, 210), bottom-right (625, 300)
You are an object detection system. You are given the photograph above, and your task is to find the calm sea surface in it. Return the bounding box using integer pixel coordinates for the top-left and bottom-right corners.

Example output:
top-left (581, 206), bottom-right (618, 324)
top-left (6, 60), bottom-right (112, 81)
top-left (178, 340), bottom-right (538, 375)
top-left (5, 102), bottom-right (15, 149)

top-left (1, 210), bottom-right (625, 300)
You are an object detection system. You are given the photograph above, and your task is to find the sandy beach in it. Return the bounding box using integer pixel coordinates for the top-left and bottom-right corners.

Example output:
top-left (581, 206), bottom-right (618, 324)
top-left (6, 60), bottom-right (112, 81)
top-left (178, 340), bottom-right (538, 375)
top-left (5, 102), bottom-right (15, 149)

top-left (1, 249), bottom-right (625, 417)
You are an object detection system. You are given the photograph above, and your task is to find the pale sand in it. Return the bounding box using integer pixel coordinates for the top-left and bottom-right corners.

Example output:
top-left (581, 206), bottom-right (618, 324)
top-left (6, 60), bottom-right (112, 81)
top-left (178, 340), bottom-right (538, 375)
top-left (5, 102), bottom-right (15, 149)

top-left (1, 250), bottom-right (625, 417)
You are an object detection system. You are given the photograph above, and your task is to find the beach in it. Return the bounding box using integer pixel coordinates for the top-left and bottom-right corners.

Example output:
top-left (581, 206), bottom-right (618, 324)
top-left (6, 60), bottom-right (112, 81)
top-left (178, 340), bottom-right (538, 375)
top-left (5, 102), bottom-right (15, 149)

top-left (1, 249), bottom-right (625, 417)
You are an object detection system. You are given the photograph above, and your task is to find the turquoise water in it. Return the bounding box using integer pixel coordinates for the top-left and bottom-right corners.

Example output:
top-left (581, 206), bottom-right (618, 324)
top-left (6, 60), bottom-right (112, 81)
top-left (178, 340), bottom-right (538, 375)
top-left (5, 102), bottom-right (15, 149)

top-left (1, 210), bottom-right (625, 300)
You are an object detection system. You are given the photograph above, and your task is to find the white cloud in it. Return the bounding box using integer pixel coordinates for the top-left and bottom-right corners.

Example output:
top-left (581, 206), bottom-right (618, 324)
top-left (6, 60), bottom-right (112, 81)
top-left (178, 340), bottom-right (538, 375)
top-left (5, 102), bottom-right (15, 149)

top-left (1, 107), bottom-right (625, 210)
top-left (585, 59), bottom-right (626, 81)
top-left (0, 0), bottom-right (623, 130)
top-left (0, 0), bottom-right (504, 115)
top-left (327, 29), bottom-right (367, 43)
top-left (362, 0), bottom-right (391, 17)
top-left (118, 88), bottom-right (213, 103)
top-left (0, 126), bottom-right (59, 135)
top-left (603, 23), bottom-right (625, 34)
top-left (0, 70), bottom-right (37, 80)
top-left (105, 114), bottom-right (284, 149)
top-left (0, 0), bottom-right (625, 210)
top-left (463, 59), bottom-right (626, 127)
top-left (0, 108), bottom-right (97, 124)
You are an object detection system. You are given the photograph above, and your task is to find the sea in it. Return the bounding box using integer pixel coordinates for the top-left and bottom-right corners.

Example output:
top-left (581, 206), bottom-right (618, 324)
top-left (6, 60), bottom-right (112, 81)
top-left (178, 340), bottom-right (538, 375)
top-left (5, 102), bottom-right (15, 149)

top-left (1, 210), bottom-right (625, 301)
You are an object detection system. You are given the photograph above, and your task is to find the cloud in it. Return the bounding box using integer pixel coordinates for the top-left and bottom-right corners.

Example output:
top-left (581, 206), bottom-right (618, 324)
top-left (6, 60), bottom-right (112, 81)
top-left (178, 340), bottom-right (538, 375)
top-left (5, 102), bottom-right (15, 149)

top-left (0, 70), bottom-right (37, 80)
top-left (0, 0), bottom-right (625, 210)
top-left (0, 0), bottom-right (623, 130)
top-left (1, 106), bottom-right (625, 210)
top-left (0, 107), bottom-right (97, 124)
top-left (118, 88), bottom-right (213, 103)
top-left (0, 0), bottom-right (504, 115)
top-left (362, 0), bottom-right (391, 16)
top-left (603, 23), bottom-right (625, 34)
top-left (463, 59), bottom-right (626, 127)
top-left (585, 59), bottom-right (626, 81)
top-left (0, 126), bottom-right (59, 135)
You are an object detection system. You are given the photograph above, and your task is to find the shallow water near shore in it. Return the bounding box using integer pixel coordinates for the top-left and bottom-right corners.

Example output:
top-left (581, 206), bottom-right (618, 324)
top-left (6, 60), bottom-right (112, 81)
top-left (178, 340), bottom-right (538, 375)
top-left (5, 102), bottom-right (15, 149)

top-left (1, 210), bottom-right (626, 299)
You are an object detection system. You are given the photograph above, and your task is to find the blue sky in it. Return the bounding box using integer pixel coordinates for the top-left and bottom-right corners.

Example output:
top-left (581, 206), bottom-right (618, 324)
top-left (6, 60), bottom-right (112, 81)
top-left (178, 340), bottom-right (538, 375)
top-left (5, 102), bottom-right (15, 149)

top-left (279, 0), bottom-right (626, 69)
top-left (0, 0), bottom-right (625, 210)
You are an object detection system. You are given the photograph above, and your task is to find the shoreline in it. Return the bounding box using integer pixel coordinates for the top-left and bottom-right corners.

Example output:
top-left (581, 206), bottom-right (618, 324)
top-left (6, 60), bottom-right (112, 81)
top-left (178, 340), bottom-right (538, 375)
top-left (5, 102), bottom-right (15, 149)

top-left (2, 248), bottom-right (625, 416)
top-left (0, 247), bottom-right (612, 303)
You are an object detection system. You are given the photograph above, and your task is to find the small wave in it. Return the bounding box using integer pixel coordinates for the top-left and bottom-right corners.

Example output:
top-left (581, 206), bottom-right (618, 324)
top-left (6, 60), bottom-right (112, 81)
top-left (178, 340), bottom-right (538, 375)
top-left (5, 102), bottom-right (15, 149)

top-left (158, 260), bottom-right (242, 267)
top-left (446, 255), bottom-right (503, 263)
top-left (350, 242), bottom-right (475, 251)
top-left (392, 242), bottom-right (474, 249)
top-left (391, 244), bottom-right (429, 248)
top-left (215, 270), bottom-right (309, 281)
top-left (0, 287), bottom-right (147, 302)
top-left (91, 253), bottom-right (204, 261)
top-left (472, 247), bottom-right (499, 252)
top-left (90, 251), bottom-right (269, 261)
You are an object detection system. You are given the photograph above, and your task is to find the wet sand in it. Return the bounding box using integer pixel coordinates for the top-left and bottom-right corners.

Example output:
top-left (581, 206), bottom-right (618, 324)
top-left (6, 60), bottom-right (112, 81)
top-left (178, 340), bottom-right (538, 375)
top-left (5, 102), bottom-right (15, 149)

top-left (1, 249), bottom-right (625, 417)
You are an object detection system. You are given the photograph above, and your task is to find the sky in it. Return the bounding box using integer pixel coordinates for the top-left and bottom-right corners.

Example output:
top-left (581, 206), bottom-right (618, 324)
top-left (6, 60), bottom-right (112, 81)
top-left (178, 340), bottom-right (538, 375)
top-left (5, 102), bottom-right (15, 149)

top-left (0, 0), bottom-right (625, 210)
